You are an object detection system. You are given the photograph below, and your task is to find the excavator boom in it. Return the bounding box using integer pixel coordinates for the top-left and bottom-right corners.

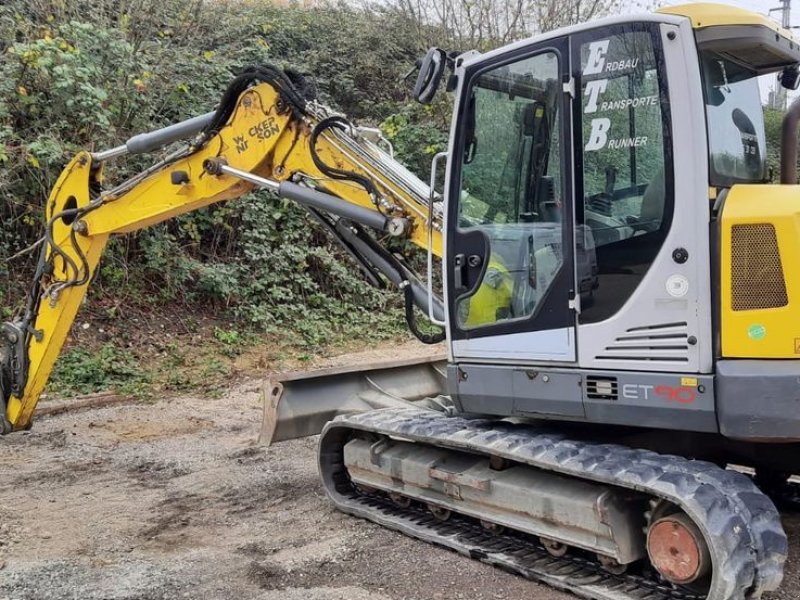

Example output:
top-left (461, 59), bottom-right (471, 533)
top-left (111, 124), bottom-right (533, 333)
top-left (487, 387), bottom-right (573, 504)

top-left (0, 67), bottom-right (443, 432)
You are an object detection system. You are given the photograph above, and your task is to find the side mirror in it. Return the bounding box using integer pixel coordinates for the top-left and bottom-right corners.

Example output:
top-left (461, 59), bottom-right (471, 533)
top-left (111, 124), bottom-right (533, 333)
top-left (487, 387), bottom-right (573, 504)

top-left (781, 64), bottom-right (800, 91)
top-left (413, 48), bottom-right (447, 104)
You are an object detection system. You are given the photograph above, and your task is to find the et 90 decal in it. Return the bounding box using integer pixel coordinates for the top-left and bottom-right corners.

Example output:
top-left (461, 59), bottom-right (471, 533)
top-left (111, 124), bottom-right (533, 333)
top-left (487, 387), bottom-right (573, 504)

top-left (654, 385), bottom-right (697, 405)
top-left (621, 383), bottom-right (697, 405)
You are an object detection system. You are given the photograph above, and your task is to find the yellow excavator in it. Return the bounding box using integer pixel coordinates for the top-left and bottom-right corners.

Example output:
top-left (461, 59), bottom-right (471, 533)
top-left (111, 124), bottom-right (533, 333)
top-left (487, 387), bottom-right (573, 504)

top-left (4, 3), bottom-right (800, 599)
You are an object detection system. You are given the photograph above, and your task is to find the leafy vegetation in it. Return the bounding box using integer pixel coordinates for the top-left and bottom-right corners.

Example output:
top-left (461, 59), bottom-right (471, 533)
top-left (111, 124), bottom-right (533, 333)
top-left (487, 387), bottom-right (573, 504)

top-left (764, 107), bottom-right (786, 177)
top-left (49, 344), bottom-right (150, 397)
top-left (0, 0), bottom-right (447, 396)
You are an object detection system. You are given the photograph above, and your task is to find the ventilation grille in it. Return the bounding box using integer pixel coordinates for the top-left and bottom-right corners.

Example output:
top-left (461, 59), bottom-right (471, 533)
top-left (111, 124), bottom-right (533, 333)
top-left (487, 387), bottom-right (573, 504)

top-left (731, 224), bottom-right (788, 311)
top-left (585, 376), bottom-right (618, 400)
top-left (595, 322), bottom-right (690, 363)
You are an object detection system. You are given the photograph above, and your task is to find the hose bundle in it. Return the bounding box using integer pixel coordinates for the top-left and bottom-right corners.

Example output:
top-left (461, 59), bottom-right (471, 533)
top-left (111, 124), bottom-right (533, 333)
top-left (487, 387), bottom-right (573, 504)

top-left (201, 64), bottom-right (316, 139)
top-left (308, 116), bottom-right (381, 202)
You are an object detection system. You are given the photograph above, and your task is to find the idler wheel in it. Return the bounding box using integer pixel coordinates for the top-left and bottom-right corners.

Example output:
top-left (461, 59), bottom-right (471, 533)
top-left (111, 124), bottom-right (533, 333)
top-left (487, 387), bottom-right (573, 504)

top-left (646, 512), bottom-right (711, 585)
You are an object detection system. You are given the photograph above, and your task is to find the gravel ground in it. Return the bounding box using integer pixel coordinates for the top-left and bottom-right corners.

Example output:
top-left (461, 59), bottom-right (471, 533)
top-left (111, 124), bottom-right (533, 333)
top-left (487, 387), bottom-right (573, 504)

top-left (1, 346), bottom-right (799, 600)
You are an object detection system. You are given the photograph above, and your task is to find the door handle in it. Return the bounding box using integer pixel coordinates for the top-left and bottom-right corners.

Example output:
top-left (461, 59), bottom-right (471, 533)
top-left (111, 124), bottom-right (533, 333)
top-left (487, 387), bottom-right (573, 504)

top-left (454, 253), bottom-right (467, 291)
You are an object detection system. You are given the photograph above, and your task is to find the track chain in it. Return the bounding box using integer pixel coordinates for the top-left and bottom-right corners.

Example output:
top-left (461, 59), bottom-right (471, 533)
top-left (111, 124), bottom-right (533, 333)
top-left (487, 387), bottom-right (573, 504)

top-left (318, 408), bottom-right (787, 600)
top-left (355, 489), bottom-right (703, 600)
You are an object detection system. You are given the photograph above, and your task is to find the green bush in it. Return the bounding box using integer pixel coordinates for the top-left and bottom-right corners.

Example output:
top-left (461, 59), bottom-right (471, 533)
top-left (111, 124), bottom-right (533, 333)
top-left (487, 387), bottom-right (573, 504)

top-left (1, 0), bottom-right (790, 361)
top-left (49, 344), bottom-right (150, 397)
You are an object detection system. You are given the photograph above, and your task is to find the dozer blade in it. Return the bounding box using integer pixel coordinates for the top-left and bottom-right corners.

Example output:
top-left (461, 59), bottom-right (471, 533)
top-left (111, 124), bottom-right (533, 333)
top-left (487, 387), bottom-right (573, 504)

top-left (259, 352), bottom-right (448, 445)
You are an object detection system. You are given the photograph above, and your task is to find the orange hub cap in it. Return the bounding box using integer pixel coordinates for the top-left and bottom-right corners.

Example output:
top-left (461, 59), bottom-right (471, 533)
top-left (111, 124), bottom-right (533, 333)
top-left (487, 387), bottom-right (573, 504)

top-left (646, 513), bottom-right (711, 585)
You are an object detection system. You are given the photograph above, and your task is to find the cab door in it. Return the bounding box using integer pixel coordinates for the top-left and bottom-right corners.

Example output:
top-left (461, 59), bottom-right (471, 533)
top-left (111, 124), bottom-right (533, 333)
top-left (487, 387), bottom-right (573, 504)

top-left (446, 38), bottom-right (576, 364)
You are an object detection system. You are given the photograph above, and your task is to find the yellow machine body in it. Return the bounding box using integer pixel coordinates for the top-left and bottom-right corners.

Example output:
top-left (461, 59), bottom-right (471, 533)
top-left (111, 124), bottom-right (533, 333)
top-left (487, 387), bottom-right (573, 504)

top-left (658, 3), bottom-right (792, 33)
top-left (720, 185), bottom-right (800, 358)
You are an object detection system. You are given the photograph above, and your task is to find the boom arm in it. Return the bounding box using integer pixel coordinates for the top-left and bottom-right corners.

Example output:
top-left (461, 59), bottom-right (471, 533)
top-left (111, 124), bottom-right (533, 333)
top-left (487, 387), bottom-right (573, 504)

top-left (0, 66), bottom-right (444, 432)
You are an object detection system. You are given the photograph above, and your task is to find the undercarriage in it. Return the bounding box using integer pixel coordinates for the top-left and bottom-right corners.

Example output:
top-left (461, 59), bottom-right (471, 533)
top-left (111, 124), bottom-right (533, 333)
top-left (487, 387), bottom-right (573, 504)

top-left (317, 408), bottom-right (787, 600)
top-left (258, 354), bottom-right (800, 600)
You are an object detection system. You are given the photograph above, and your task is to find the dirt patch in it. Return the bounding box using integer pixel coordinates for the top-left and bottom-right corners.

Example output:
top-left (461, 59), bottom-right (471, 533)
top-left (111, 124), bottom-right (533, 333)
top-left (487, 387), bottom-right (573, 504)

top-left (90, 414), bottom-right (214, 441)
top-left (126, 458), bottom-right (194, 487)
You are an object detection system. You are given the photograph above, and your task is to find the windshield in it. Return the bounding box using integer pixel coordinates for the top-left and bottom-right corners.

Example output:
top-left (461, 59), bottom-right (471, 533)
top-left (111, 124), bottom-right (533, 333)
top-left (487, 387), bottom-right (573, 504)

top-left (700, 51), bottom-right (767, 186)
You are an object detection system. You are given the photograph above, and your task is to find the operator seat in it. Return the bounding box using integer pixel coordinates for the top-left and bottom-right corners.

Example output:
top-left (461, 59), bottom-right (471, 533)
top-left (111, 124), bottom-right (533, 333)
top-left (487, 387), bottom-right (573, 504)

top-left (638, 167), bottom-right (665, 233)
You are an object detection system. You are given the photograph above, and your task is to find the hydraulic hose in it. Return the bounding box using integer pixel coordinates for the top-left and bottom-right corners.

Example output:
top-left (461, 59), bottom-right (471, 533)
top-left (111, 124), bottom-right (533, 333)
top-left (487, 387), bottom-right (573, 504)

top-left (403, 283), bottom-right (446, 345)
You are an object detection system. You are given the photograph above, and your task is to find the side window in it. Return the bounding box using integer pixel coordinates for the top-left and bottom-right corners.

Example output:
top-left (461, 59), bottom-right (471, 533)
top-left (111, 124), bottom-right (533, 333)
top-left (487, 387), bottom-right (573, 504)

top-left (456, 52), bottom-right (564, 329)
top-left (577, 27), bottom-right (672, 323)
top-left (700, 52), bottom-right (767, 186)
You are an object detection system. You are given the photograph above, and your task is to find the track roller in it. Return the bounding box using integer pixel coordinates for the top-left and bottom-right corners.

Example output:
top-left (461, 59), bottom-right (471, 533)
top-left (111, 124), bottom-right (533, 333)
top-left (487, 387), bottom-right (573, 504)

top-left (389, 492), bottom-right (411, 508)
top-left (428, 504), bottom-right (451, 521)
top-left (480, 520), bottom-right (504, 534)
top-left (597, 554), bottom-right (627, 575)
top-left (540, 537), bottom-right (568, 557)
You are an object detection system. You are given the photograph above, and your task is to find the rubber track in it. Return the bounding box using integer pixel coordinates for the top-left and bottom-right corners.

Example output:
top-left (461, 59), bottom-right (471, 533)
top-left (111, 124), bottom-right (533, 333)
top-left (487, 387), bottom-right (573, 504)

top-left (318, 408), bottom-right (787, 600)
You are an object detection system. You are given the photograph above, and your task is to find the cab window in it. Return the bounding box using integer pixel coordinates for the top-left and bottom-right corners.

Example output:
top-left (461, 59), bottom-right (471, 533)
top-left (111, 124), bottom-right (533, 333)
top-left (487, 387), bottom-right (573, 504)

top-left (700, 51), bottom-right (768, 186)
top-left (576, 26), bottom-right (673, 323)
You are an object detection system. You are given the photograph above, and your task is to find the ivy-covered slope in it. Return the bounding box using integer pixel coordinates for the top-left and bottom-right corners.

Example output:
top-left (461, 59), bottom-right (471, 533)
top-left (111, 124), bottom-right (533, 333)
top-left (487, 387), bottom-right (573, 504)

top-left (0, 1), bottom-right (452, 368)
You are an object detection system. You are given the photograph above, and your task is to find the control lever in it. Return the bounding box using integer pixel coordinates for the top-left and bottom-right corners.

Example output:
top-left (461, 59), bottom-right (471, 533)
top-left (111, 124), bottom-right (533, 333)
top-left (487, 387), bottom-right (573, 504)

top-left (527, 235), bottom-right (537, 289)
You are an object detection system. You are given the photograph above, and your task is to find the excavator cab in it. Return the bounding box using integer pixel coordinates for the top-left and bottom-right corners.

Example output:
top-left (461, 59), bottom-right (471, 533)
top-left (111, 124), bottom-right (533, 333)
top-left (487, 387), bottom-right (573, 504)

top-left (445, 20), bottom-right (674, 393)
top-left (443, 6), bottom-right (800, 438)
